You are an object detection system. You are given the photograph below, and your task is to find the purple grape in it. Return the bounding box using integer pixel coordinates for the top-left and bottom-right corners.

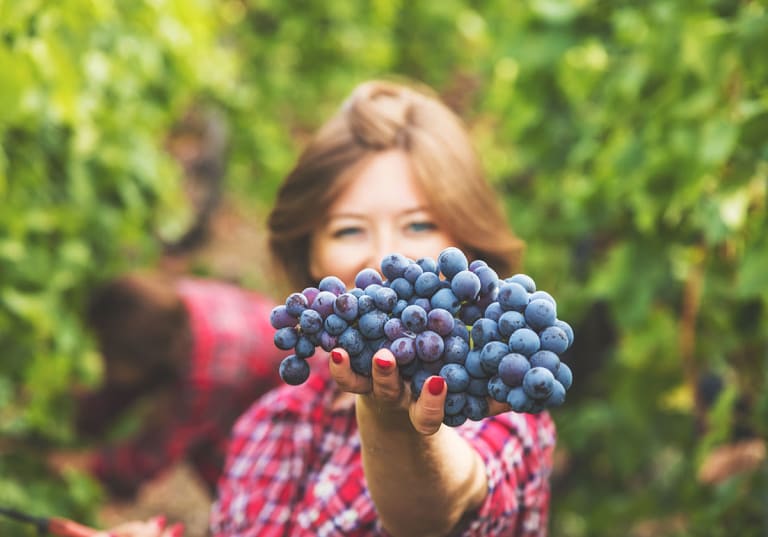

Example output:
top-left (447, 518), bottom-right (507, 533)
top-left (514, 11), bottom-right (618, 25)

top-left (508, 327), bottom-right (540, 356)
top-left (384, 317), bottom-right (406, 340)
top-left (427, 308), bottom-right (454, 336)
top-left (470, 318), bottom-right (500, 348)
top-left (323, 313), bottom-right (348, 336)
top-left (458, 303), bottom-right (483, 326)
top-left (339, 327), bottom-right (365, 355)
top-left (270, 305), bottom-right (297, 329)
top-left (294, 335), bottom-right (316, 359)
top-left (479, 341), bottom-right (508, 376)
top-left (507, 273), bottom-right (536, 293)
top-left (415, 330), bottom-right (444, 362)
top-left (545, 380), bottom-right (566, 407)
top-left (299, 309), bottom-right (323, 334)
top-left (279, 355), bottom-right (310, 385)
top-left (539, 326), bottom-right (569, 354)
top-left (525, 298), bottom-right (557, 330)
top-left (285, 292), bottom-right (309, 317)
top-left (390, 337), bottom-right (417, 365)
top-left (464, 350), bottom-right (485, 378)
top-left (506, 386), bottom-right (533, 412)
top-left (389, 277), bottom-right (414, 300)
top-left (497, 282), bottom-right (529, 312)
top-left (358, 310), bottom-right (388, 339)
top-left (403, 262), bottom-right (423, 283)
top-left (529, 290), bottom-right (556, 306)
top-left (273, 327), bottom-right (299, 350)
top-left (416, 257), bottom-right (438, 274)
top-left (318, 275), bottom-right (346, 296)
top-left (421, 358), bottom-right (445, 374)
top-left (350, 347), bottom-right (374, 376)
top-left (318, 331), bottom-right (338, 352)
top-left (401, 304), bottom-right (428, 333)
top-left (451, 270), bottom-right (481, 301)
top-left (355, 268), bottom-right (383, 289)
top-left (554, 319), bottom-right (574, 348)
top-left (445, 392), bottom-right (468, 416)
top-left (410, 369), bottom-right (431, 397)
top-left (438, 247), bottom-right (468, 279)
top-left (474, 266), bottom-right (500, 297)
top-left (440, 363), bottom-right (471, 392)
top-left (414, 271), bottom-right (441, 298)
top-left (301, 286), bottom-right (320, 305)
top-left (333, 293), bottom-right (359, 322)
top-left (311, 291), bottom-right (337, 318)
top-left (372, 286), bottom-right (398, 313)
top-left (555, 362), bottom-right (573, 390)
top-left (463, 395), bottom-right (489, 421)
top-left (380, 253), bottom-right (410, 280)
top-left (488, 375), bottom-right (512, 403)
top-left (450, 319), bottom-right (470, 342)
top-left (484, 302), bottom-right (504, 322)
top-left (357, 294), bottom-right (376, 314)
top-left (523, 367), bottom-right (555, 400)
top-left (443, 335), bottom-right (469, 364)
top-left (498, 353), bottom-right (530, 387)
top-left (430, 288), bottom-right (461, 315)
top-left (469, 259), bottom-right (487, 271)
top-left (498, 310), bottom-right (526, 338)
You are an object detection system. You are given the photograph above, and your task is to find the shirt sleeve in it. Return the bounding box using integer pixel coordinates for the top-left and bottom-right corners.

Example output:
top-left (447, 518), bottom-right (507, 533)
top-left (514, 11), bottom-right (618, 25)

top-left (457, 412), bottom-right (556, 537)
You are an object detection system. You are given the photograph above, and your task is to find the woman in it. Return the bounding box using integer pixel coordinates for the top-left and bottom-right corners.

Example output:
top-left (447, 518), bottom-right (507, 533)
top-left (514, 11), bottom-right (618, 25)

top-left (98, 79), bottom-right (556, 537)
top-left (210, 80), bottom-right (555, 537)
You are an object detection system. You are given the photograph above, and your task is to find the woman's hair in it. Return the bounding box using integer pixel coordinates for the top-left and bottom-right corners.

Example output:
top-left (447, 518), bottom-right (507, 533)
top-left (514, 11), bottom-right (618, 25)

top-left (85, 273), bottom-right (192, 379)
top-left (267, 79), bottom-right (524, 290)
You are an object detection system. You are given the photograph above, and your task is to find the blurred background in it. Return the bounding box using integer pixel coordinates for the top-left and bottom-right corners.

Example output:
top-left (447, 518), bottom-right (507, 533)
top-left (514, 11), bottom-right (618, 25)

top-left (1, 0), bottom-right (766, 536)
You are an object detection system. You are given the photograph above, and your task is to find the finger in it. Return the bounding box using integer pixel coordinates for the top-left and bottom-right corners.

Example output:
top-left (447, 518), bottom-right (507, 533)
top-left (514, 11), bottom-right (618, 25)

top-left (329, 348), bottom-right (372, 393)
top-left (487, 398), bottom-right (511, 416)
top-left (409, 375), bottom-right (446, 435)
top-left (371, 348), bottom-right (404, 404)
top-left (162, 522), bottom-right (185, 537)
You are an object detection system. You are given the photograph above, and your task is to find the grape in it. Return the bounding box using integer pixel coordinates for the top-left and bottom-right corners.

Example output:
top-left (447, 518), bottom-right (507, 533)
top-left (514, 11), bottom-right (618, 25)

top-left (401, 304), bottom-right (428, 333)
top-left (437, 247), bottom-right (468, 279)
top-left (508, 327), bottom-right (540, 356)
top-left (427, 308), bottom-right (454, 336)
top-left (539, 325), bottom-right (569, 354)
top-left (507, 274), bottom-right (536, 293)
top-left (285, 292), bottom-right (309, 317)
top-left (440, 363), bottom-right (471, 392)
top-left (318, 275), bottom-right (346, 296)
top-left (355, 268), bottom-right (383, 289)
top-left (524, 298), bottom-right (557, 330)
top-left (523, 367), bottom-right (555, 400)
top-left (279, 355), bottom-right (310, 385)
top-left (497, 353), bottom-right (530, 387)
top-left (415, 330), bottom-right (444, 362)
top-left (299, 309), bottom-right (323, 334)
top-left (380, 253), bottom-right (410, 280)
top-left (497, 282), bottom-right (528, 312)
top-left (270, 246), bottom-right (576, 426)
top-left (270, 305), bottom-right (297, 329)
top-left (451, 270), bottom-right (481, 301)
top-left (333, 293), bottom-right (359, 322)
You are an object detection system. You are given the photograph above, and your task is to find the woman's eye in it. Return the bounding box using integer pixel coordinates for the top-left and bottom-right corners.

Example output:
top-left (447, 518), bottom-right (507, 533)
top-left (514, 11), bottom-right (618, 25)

top-left (407, 221), bottom-right (437, 233)
top-left (332, 227), bottom-right (364, 238)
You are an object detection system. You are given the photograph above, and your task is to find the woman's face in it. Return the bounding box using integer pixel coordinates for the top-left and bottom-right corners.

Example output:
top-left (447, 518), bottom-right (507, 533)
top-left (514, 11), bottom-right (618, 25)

top-left (309, 150), bottom-right (458, 288)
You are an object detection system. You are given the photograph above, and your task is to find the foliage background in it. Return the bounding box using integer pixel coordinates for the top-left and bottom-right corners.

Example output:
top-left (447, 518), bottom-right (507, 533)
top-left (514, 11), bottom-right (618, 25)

top-left (1, 0), bottom-right (766, 535)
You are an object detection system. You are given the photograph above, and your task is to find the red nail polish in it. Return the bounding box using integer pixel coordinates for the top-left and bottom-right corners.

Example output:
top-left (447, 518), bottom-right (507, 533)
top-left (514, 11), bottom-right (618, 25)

top-left (374, 356), bottom-right (393, 370)
top-left (169, 522), bottom-right (185, 537)
top-left (331, 350), bottom-right (343, 364)
top-left (154, 515), bottom-right (166, 529)
top-left (427, 376), bottom-right (445, 396)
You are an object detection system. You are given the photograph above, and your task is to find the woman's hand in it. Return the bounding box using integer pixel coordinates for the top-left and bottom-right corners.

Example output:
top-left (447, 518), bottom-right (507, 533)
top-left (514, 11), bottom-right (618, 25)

top-left (328, 347), bottom-right (510, 434)
top-left (94, 517), bottom-right (183, 537)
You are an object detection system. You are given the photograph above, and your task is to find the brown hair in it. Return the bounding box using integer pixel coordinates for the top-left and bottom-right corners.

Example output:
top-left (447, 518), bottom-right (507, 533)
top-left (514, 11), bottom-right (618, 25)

top-left (86, 273), bottom-right (192, 379)
top-left (267, 79), bottom-right (524, 289)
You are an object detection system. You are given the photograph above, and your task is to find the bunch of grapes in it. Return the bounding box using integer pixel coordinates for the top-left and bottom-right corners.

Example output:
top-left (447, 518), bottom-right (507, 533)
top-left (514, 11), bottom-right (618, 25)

top-left (270, 247), bottom-right (574, 426)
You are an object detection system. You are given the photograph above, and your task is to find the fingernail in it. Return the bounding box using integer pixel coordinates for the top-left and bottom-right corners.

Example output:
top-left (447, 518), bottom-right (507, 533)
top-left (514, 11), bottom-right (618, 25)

top-left (153, 515), bottom-right (166, 529)
top-left (169, 522), bottom-right (185, 537)
top-left (427, 376), bottom-right (445, 396)
top-left (331, 350), bottom-right (343, 364)
top-left (374, 355), bottom-right (394, 370)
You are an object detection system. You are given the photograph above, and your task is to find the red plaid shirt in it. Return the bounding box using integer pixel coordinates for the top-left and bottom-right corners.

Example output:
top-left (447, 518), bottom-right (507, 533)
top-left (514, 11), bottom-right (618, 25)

top-left (91, 279), bottom-right (287, 496)
top-left (210, 363), bottom-right (556, 536)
